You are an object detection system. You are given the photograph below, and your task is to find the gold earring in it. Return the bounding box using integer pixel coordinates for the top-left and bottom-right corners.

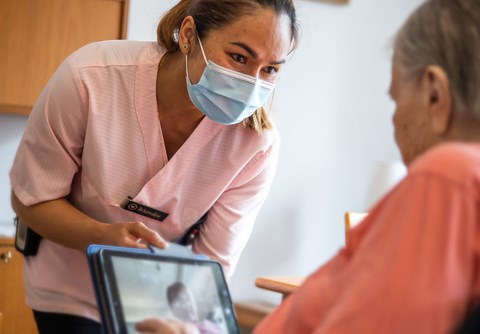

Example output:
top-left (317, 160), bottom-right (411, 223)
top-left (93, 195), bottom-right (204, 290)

top-left (183, 44), bottom-right (188, 50)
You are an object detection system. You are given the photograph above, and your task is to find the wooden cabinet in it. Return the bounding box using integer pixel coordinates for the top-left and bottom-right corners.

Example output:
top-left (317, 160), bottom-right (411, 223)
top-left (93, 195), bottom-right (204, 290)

top-left (0, 237), bottom-right (37, 334)
top-left (0, 0), bottom-right (129, 115)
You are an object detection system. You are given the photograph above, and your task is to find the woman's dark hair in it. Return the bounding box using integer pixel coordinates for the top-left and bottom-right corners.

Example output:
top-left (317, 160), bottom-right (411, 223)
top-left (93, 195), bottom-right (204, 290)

top-left (166, 281), bottom-right (188, 305)
top-left (157, 0), bottom-right (299, 132)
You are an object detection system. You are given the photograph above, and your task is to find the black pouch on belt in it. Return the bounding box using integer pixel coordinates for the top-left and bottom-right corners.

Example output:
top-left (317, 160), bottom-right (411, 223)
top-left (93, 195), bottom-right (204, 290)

top-left (14, 217), bottom-right (42, 256)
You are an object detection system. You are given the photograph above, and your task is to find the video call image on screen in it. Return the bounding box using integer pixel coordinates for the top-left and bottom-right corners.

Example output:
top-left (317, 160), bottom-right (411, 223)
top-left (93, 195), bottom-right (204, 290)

top-left (111, 256), bottom-right (230, 334)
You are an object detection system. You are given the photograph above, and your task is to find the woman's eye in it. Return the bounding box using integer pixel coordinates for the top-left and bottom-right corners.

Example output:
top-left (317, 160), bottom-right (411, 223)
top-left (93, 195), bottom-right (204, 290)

top-left (231, 54), bottom-right (246, 64)
top-left (263, 66), bottom-right (278, 76)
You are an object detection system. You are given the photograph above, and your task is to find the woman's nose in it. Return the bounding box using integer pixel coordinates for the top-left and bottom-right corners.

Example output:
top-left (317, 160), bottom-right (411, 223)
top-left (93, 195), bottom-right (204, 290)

top-left (243, 66), bottom-right (261, 79)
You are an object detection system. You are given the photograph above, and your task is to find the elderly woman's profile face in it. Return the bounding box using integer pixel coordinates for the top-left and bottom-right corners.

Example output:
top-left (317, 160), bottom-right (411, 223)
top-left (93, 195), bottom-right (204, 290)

top-left (185, 8), bottom-right (292, 85)
top-left (389, 53), bottom-right (438, 165)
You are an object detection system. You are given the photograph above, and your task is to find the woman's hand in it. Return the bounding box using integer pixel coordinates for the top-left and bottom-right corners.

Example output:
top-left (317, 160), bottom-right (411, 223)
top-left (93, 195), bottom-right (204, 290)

top-left (97, 221), bottom-right (168, 249)
top-left (135, 317), bottom-right (199, 334)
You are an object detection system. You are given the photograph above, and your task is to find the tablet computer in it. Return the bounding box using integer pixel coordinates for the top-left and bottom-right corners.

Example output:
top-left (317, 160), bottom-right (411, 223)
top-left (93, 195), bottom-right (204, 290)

top-left (88, 245), bottom-right (239, 334)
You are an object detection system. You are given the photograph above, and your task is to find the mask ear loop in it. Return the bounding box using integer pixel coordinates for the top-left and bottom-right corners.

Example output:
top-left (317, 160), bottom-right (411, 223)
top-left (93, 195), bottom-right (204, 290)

top-left (195, 34), bottom-right (209, 65)
top-left (185, 33), bottom-right (209, 83)
top-left (185, 52), bottom-right (191, 82)
top-left (266, 88), bottom-right (276, 116)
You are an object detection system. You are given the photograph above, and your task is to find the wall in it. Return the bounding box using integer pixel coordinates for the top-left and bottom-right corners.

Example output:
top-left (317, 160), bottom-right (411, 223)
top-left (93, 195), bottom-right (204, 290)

top-left (0, 0), bottom-right (423, 303)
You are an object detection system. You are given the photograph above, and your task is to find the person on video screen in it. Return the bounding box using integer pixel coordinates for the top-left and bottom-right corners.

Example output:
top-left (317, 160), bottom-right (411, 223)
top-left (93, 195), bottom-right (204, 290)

top-left (165, 281), bottom-right (222, 334)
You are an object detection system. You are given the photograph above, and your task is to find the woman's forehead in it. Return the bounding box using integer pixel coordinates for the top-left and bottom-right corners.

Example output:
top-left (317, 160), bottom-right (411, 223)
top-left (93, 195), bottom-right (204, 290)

top-left (205, 10), bottom-right (292, 56)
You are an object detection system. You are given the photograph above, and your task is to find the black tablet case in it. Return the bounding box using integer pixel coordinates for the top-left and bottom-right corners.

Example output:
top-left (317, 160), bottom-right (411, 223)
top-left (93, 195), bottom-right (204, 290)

top-left (87, 244), bottom-right (239, 334)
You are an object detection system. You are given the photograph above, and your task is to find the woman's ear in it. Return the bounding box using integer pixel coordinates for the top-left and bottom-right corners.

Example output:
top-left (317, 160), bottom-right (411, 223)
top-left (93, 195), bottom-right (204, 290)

top-left (178, 16), bottom-right (196, 55)
top-left (424, 65), bottom-right (452, 135)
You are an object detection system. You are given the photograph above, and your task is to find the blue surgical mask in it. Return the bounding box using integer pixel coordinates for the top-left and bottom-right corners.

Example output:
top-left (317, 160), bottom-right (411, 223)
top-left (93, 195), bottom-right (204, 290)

top-left (185, 36), bottom-right (275, 125)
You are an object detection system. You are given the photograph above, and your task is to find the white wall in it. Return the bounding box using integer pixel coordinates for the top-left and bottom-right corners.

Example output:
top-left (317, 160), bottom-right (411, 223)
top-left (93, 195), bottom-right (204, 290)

top-left (0, 0), bottom-right (423, 303)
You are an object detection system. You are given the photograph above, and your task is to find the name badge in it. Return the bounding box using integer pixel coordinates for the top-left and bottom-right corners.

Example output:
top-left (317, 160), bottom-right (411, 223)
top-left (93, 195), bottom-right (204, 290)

top-left (120, 196), bottom-right (169, 222)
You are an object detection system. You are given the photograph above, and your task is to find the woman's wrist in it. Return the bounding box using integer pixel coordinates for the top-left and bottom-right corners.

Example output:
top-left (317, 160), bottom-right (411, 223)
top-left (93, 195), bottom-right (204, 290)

top-left (84, 219), bottom-right (108, 250)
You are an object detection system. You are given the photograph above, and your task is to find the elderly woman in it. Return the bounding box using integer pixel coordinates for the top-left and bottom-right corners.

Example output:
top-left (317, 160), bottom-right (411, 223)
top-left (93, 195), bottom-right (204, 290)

top-left (135, 0), bottom-right (480, 333)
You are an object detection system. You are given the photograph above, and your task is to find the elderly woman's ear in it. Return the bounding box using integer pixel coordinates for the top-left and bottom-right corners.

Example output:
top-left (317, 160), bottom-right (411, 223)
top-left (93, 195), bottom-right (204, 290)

top-left (423, 65), bottom-right (452, 136)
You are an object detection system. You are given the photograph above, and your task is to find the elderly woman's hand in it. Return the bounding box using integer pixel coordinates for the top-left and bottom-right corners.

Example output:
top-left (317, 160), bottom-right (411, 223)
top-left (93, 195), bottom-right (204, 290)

top-left (135, 317), bottom-right (200, 334)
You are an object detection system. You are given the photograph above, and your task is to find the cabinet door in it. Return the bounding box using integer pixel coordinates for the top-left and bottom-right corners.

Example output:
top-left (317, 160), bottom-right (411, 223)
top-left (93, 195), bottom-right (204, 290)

top-left (0, 239), bottom-right (37, 334)
top-left (0, 0), bottom-right (129, 115)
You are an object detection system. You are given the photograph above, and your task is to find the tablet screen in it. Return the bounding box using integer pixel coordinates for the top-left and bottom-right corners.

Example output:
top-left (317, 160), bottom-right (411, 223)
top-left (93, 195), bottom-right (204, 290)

top-left (99, 250), bottom-right (238, 334)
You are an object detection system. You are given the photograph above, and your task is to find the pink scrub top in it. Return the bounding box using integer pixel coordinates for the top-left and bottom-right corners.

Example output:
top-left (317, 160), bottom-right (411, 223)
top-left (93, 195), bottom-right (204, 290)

top-left (255, 143), bottom-right (480, 334)
top-left (9, 41), bottom-right (279, 321)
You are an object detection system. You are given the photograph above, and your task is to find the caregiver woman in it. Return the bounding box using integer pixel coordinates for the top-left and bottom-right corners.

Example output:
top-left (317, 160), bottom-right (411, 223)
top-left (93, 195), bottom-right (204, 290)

top-left (9, 0), bottom-right (299, 333)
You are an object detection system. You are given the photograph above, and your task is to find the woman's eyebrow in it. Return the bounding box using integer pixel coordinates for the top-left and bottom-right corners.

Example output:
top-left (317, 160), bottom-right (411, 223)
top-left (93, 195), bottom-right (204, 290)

top-left (229, 42), bottom-right (286, 65)
top-left (230, 42), bottom-right (258, 58)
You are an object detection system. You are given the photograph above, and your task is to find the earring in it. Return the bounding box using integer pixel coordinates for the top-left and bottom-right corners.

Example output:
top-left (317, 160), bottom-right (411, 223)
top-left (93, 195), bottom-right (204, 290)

top-left (183, 44), bottom-right (188, 50)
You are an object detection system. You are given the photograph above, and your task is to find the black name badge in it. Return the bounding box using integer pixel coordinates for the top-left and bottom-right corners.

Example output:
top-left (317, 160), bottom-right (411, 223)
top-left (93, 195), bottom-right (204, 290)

top-left (120, 196), bottom-right (169, 222)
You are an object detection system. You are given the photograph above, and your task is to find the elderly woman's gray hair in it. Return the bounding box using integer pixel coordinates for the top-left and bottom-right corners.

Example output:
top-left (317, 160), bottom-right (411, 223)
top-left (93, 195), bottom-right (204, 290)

top-left (394, 0), bottom-right (480, 120)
